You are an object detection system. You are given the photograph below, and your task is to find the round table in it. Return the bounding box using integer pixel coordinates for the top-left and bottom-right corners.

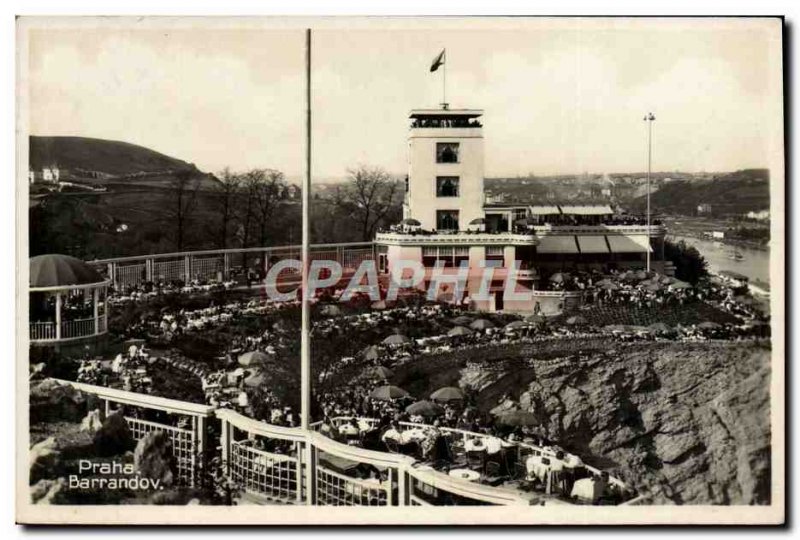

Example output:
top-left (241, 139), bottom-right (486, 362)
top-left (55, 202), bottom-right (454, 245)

top-left (401, 429), bottom-right (427, 444)
top-left (449, 469), bottom-right (481, 482)
top-left (339, 424), bottom-right (359, 436)
top-left (464, 440), bottom-right (487, 453)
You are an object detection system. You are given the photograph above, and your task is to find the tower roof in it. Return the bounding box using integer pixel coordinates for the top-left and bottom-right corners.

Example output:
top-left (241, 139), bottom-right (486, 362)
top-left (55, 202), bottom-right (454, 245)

top-left (409, 109), bottom-right (483, 118)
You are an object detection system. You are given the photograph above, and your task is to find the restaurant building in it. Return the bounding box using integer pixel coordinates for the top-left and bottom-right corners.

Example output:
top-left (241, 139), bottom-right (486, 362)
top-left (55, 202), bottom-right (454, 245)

top-left (374, 106), bottom-right (670, 313)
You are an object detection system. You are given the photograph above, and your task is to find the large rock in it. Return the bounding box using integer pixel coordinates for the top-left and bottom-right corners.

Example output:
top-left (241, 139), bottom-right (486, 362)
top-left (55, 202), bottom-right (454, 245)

top-left (31, 477), bottom-right (66, 504)
top-left (29, 437), bottom-right (61, 484)
top-left (93, 412), bottom-right (134, 456)
top-left (80, 409), bottom-right (104, 433)
top-left (134, 431), bottom-right (177, 488)
top-left (465, 340), bottom-right (772, 505)
top-left (29, 379), bottom-right (86, 423)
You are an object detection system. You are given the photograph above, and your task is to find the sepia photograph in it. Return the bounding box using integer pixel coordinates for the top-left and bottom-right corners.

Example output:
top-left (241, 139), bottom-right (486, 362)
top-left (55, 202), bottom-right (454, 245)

top-left (15, 16), bottom-right (785, 525)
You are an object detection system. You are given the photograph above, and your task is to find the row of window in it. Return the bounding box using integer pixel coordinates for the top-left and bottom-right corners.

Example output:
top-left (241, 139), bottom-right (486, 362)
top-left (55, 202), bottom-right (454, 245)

top-left (421, 245), bottom-right (504, 268)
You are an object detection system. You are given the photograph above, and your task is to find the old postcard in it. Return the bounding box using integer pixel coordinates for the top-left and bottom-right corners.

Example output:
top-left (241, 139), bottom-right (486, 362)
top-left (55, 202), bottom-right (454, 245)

top-left (16, 16), bottom-right (785, 525)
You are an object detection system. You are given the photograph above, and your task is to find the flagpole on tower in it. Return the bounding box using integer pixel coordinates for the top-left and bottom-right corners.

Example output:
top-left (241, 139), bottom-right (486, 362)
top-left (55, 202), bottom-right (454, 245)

top-left (442, 50), bottom-right (447, 109)
top-left (431, 48), bottom-right (447, 110)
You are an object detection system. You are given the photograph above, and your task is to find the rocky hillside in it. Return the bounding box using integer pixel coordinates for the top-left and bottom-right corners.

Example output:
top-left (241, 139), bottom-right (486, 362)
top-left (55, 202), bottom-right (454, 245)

top-left (463, 340), bottom-right (771, 504)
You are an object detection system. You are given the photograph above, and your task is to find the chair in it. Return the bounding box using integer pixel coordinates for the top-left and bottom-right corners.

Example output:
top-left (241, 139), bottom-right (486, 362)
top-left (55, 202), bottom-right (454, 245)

top-left (384, 439), bottom-right (400, 454)
top-left (513, 460), bottom-right (529, 481)
top-left (431, 459), bottom-right (450, 472)
top-left (484, 462), bottom-right (507, 487)
top-left (466, 450), bottom-right (485, 472)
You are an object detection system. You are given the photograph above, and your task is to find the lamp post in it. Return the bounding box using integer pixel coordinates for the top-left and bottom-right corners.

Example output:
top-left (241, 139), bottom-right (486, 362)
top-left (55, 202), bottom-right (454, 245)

top-left (643, 112), bottom-right (655, 273)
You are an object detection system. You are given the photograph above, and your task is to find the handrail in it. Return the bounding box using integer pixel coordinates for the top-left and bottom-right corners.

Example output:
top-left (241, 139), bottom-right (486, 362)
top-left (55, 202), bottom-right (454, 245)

top-left (408, 465), bottom-right (530, 506)
top-left (54, 379), bottom-right (216, 417)
top-left (216, 408), bottom-right (308, 443)
top-left (308, 431), bottom-right (416, 470)
top-left (30, 279), bottom-right (112, 293)
top-left (87, 242), bottom-right (374, 265)
top-left (324, 416), bottom-right (632, 493)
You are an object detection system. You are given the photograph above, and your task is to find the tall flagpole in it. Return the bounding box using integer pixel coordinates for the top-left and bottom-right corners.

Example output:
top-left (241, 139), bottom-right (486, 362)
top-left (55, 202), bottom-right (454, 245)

top-left (644, 112), bottom-right (655, 273)
top-left (301, 29), bottom-right (311, 431)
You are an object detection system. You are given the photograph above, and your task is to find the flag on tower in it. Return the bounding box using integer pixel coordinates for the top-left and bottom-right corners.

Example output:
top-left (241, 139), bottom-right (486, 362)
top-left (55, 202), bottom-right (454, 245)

top-left (430, 49), bottom-right (446, 72)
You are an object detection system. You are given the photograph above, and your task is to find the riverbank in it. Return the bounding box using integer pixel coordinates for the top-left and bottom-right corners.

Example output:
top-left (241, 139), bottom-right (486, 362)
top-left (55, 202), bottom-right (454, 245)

top-left (664, 217), bottom-right (770, 252)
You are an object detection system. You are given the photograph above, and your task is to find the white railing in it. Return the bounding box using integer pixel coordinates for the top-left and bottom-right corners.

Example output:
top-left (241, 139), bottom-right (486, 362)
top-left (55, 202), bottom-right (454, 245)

top-left (49, 382), bottom-right (633, 505)
top-left (60, 317), bottom-right (96, 339)
top-left (30, 316), bottom-right (109, 343)
top-left (88, 242), bottom-right (376, 289)
top-left (532, 224), bottom-right (666, 236)
top-left (29, 321), bottom-right (56, 341)
top-left (54, 379), bottom-right (216, 488)
top-left (375, 232), bottom-right (536, 246)
top-left (217, 408), bottom-right (529, 506)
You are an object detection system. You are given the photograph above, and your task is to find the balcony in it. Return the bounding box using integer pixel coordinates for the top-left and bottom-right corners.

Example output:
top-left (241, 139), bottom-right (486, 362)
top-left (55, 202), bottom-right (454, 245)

top-left (530, 223), bottom-right (667, 237)
top-left (375, 231), bottom-right (536, 246)
top-left (29, 316), bottom-right (108, 343)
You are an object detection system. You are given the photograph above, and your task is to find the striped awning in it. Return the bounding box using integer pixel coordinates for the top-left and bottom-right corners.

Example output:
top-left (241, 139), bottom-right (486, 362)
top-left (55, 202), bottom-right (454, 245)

top-left (607, 235), bottom-right (652, 253)
top-left (537, 236), bottom-right (579, 254)
top-left (559, 205), bottom-right (614, 215)
top-left (529, 205), bottom-right (562, 215)
top-left (576, 235), bottom-right (610, 253)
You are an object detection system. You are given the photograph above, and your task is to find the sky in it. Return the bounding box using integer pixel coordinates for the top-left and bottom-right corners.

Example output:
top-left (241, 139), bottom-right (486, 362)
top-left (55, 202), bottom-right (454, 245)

top-left (26, 18), bottom-right (783, 179)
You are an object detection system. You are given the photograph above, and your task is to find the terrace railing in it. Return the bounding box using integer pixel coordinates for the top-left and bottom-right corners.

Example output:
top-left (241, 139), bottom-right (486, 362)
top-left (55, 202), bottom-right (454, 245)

top-left (54, 379), bottom-right (216, 487)
top-left (217, 409), bottom-right (533, 506)
top-left (87, 242), bottom-right (376, 289)
top-left (30, 321), bottom-right (56, 341)
top-left (49, 381), bottom-right (628, 505)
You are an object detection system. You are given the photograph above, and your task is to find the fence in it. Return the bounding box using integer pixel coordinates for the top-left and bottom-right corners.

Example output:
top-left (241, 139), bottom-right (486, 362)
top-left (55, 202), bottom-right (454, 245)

top-left (217, 408), bottom-right (531, 506)
top-left (55, 379), bottom-right (216, 487)
top-left (53, 381), bottom-right (627, 506)
top-left (88, 243), bottom-right (376, 289)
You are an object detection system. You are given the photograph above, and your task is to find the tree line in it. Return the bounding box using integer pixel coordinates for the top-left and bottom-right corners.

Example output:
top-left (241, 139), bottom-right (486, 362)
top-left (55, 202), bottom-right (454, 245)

top-left (29, 164), bottom-right (403, 259)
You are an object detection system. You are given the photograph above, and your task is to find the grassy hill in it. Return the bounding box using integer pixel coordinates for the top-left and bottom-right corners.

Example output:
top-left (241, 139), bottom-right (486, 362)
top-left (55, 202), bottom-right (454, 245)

top-left (630, 169), bottom-right (770, 216)
top-left (28, 136), bottom-right (300, 259)
top-left (30, 136), bottom-right (198, 177)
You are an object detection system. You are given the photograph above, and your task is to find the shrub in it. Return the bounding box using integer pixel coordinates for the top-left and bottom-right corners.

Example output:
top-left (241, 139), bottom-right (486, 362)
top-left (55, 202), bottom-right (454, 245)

top-left (664, 239), bottom-right (708, 284)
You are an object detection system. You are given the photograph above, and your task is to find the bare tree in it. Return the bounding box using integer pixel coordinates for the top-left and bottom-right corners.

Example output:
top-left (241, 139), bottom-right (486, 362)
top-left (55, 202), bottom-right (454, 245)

top-left (252, 169), bottom-right (285, 246)
top-left (165, 169), bottom-right (200, 251)
top-left (212, 168), bottom-right (241, 249)
top-left (335, 165), bottom-right (401, 241)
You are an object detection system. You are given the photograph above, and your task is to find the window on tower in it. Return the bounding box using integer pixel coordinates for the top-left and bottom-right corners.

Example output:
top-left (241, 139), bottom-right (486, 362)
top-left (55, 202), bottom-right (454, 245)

top-left (436, 142), bottom-right (460, 163)
top-left (436, 176), bottom-right (459, 197)
top-left (436, 210), bottom-right (460, 231)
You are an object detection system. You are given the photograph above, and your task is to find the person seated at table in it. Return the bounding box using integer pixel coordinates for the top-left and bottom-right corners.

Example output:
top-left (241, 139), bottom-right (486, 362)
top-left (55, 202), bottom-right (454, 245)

top-left (319, 416), bottom-right (340, 440)
top-left (380, 421), bottom-right (402, 443)
top-left (419, 421), bottom-right (444, 461)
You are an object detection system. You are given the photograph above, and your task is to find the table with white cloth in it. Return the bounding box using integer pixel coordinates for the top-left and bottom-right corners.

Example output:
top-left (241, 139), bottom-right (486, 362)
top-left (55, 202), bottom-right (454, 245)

top-left (525, 455), bottom-right (564, 481)
top-left (382, 428), bottom-right (428, 446)
top-left (357, 419), bottom-right (375, 432)
top-left (464, 439), bottom-right (488, 453)
top-left (448, 469), bottom-right (480, 483)
top-left (570, 477), bottom-right (605, 502)
top-left (339, 423), bottom-right (359, 436)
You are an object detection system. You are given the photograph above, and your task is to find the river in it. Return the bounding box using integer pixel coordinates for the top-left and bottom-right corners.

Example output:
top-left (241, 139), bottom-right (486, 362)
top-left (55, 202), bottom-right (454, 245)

top-left (668, 235), bottom-right (771, 287)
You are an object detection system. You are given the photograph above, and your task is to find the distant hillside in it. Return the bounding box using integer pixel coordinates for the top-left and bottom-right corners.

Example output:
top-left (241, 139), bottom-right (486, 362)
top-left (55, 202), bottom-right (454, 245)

top-left (631, 169), bottom-right (770, 216)
top-left (29, 136), bottom-right (199, 176)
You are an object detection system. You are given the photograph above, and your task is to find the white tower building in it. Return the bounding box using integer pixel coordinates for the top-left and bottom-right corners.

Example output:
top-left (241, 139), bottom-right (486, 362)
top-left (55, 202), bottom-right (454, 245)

top-left (405, 109), bottom-right (485, 231)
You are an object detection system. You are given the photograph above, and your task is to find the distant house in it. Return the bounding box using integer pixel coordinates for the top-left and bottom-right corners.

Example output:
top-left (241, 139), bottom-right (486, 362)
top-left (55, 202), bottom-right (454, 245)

top-left (285, 184), bottom-right (300, 200)
top-left (697, 204), bottom-right (713, 215)
top-left (746, 209), bottom-right (770, 221)
top-left (29, 165), bottom-right (61, 185)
